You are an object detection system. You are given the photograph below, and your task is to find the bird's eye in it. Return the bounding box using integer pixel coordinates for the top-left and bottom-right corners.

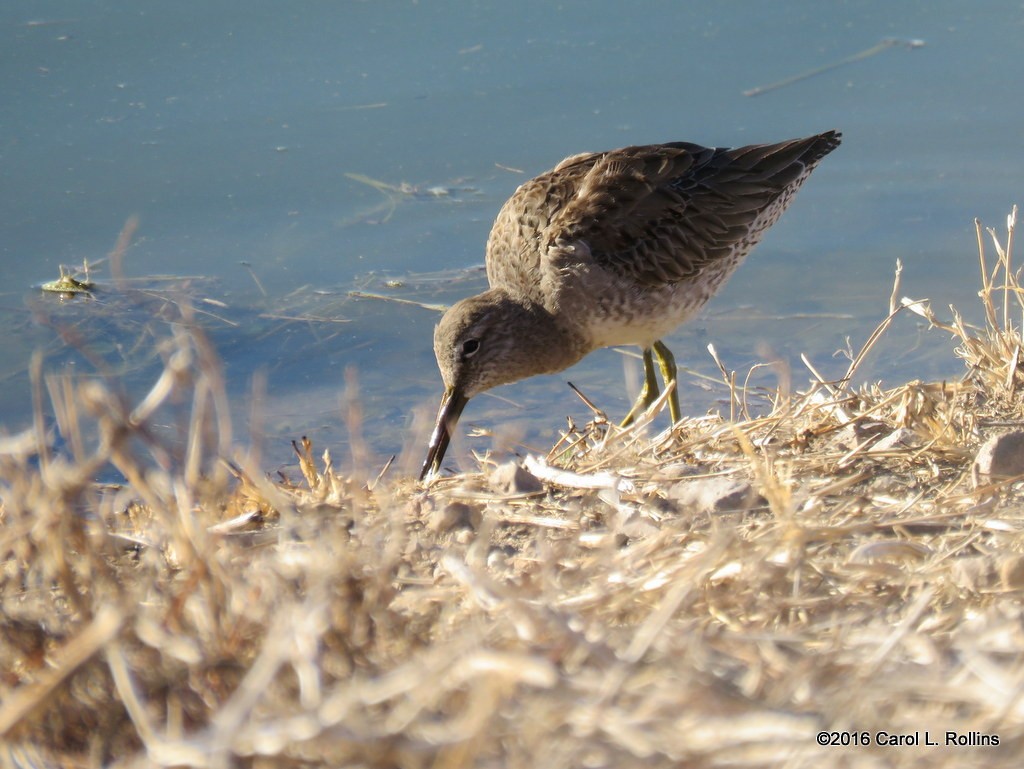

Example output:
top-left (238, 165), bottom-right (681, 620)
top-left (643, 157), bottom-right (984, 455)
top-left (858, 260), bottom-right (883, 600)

top-left (461, 339), bottom-right (480, 359)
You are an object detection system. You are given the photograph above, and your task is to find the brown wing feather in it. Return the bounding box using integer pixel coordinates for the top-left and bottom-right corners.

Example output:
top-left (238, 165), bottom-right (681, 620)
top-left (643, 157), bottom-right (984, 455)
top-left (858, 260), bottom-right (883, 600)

top-left (545, 131), bottom-right (841, 287)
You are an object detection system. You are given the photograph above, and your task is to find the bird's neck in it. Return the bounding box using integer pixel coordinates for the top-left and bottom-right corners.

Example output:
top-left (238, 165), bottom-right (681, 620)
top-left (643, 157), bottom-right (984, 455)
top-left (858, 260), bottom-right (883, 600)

top-left (494, 290), bottom-right (590, 377)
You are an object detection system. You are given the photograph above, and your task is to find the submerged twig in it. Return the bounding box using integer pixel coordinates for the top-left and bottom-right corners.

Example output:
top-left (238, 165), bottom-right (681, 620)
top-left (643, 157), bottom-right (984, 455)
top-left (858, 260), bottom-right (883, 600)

top-left (348, 290), bottom-right (448, 313)
top-left (743, 37), bottom-right (925, 97)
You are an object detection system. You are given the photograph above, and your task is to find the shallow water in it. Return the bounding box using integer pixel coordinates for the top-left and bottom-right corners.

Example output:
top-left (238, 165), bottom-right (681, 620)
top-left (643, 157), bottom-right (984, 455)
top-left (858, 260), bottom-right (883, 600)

top-left (2, 1), bottom-right (1022, 472)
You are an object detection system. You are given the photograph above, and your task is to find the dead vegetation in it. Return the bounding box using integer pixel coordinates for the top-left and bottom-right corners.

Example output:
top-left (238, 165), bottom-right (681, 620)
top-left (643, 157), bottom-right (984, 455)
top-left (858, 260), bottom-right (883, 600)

top-left (2, 210), bottom-right (1024, 768)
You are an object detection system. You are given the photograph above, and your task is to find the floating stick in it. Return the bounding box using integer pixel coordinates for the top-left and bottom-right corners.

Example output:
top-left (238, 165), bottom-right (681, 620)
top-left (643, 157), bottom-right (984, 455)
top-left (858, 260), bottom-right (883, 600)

top-left (743, 37), bottom-right (924, 97)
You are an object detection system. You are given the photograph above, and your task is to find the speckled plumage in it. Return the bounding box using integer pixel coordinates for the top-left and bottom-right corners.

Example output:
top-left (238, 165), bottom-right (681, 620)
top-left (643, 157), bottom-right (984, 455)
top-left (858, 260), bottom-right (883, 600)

top-left (422, 131), bottom-right (841, 479)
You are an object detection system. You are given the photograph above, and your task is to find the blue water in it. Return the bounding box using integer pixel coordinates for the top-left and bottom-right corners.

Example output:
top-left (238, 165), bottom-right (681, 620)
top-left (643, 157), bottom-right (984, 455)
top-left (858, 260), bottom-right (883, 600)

top-left (3, 1), bottom-right (1022, 473)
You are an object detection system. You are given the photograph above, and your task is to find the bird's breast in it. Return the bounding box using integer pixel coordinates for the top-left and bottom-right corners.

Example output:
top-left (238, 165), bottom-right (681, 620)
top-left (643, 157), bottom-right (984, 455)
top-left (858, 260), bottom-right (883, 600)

top-left (564, 281), bottom-right (707, 350)
top-left (556, 248), bottom-right (747, 351)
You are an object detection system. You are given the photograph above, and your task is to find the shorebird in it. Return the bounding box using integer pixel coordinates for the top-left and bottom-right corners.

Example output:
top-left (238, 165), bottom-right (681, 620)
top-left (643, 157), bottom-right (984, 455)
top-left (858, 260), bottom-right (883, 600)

top-left (421, 131), bottom-right (841, 479)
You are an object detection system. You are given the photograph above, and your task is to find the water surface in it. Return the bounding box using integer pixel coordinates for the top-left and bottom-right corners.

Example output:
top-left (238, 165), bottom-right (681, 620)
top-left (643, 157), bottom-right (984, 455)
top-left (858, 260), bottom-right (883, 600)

top-left (3, 1), bottom-right (1022, 472)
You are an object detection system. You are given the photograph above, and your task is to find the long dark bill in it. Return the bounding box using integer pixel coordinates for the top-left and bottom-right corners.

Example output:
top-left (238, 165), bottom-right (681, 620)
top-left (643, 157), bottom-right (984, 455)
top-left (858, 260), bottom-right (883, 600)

top-left (419, 387), bottom-right (470, 480)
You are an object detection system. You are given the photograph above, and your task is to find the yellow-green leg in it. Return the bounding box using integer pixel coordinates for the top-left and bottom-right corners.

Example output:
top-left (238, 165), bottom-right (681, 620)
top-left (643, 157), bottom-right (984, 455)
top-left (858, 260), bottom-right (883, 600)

top-left (652, 340), bottom-right (681, 423)
top-left (621, 347), bottom-right (660, 427)
top-left (620, 340), bottom-right (681, 427)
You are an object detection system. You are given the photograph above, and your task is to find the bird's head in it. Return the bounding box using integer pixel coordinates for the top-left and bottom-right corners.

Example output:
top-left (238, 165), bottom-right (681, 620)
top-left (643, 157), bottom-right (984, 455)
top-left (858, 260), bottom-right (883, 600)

top-left (419, 290), bottom-right (583, 480)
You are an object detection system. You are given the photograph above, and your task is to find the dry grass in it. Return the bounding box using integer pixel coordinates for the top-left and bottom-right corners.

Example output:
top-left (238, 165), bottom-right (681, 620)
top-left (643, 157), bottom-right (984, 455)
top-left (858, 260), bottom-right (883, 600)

top-left (2, 210), bottom-right (1024, 768)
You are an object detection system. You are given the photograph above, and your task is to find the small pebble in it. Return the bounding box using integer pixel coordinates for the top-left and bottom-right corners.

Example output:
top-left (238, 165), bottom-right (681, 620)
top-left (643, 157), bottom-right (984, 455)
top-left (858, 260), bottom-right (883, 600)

top-left (486, 545), bottom-right (516, 572)
top-left (488, 460), bottom-right (544, 495)
top-left (668, 477), bottom-right (761, 515)
top-left (974, 431), bottom-right (1024, 485)
top-left (998, 554), bottom-right (1024, 590)
top-left (949, 556), bottom-right (993, 591)
top-left (428, 501), bottom-right (481, 533)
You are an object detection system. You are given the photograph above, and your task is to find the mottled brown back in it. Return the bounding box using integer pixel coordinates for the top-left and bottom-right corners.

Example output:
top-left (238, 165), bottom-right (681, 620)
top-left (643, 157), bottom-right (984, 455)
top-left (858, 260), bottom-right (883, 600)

top-left (486, 131), bottom-right (841, 293)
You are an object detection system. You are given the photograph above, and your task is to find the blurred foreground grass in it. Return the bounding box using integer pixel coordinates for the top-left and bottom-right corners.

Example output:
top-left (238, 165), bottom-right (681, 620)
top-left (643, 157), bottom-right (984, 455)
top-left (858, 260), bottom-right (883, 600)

top-left (2, 211), bottom-right (1024, 768)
